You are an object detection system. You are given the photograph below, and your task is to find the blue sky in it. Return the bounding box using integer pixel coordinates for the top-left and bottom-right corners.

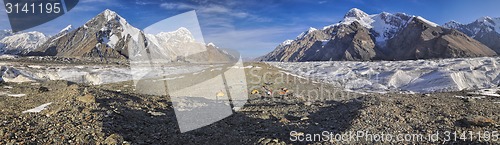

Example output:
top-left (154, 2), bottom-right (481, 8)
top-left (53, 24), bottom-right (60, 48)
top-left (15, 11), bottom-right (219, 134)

top-left (1, 0), bottom-right (500, 58)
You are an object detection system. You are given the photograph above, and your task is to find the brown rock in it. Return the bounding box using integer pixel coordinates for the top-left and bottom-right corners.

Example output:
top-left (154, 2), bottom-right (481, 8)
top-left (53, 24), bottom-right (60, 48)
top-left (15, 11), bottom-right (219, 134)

top-left (279, 118), bottom-right (290, 124)
top-left (462, 115), bottom-right (495, 127)
top-left (77, 94), bottom-right (96, 103)
top-left (104, 134), bottom-right (123, 145)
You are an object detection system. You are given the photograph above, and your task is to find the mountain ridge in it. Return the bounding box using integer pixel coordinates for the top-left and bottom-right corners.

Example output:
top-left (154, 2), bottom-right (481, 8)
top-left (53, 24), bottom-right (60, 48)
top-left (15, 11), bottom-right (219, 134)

top-left (444, 16), bottom-right (500, 54)
top-left (0, 31), bottom-right (47, 55)
top-left (259, 8), bottom-right (498, 62)
top-left (27, 9), bottom-right (233, 63)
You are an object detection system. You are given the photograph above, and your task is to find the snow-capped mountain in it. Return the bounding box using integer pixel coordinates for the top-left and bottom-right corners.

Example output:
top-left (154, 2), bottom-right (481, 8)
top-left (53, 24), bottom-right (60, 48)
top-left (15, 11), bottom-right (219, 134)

top-left (323, 8), bottom-right (413, 44)
top-left (259, 8), bottom-right (497, 62)
top-left (144, 27), bottom-right (207, 59)
top-left (445, 17), bottom-right (500, 36)
top-left (31, 9), bottom-right (233, 62)
top-left (444, 17), bottom-right (500, 53)
top-left (0, 31), bottom-right (48, 55)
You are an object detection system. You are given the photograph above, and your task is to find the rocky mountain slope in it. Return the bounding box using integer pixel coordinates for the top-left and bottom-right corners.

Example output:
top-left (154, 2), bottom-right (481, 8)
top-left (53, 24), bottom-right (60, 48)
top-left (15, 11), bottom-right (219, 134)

top-left (0, 31), bottom-right (47, 55)
top-left (444, 17), bottom-right (500, 54)
top-left (387, 17), bottom-right (496, 60)
top-left (30, 9), bottom-right (233, 63)
top-left (259, 8), bottom-right (497, 62)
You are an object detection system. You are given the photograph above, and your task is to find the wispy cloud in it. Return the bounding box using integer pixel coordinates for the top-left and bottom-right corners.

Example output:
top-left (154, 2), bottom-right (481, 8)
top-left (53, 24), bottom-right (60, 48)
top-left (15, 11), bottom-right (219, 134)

top-left (159, 2), bottom-right (253, 19)
top-left (204, 26), bottom-right (308, 57)
top-left (134, 0), bottom-right (161, 5)
top-left (160, 3), bottom-right (198, 10)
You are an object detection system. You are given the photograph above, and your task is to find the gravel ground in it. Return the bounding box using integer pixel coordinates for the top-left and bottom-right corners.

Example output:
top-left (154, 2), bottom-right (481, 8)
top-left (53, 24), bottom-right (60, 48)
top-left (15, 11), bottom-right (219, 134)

top-left (0, 61), bottom-right (498, 144)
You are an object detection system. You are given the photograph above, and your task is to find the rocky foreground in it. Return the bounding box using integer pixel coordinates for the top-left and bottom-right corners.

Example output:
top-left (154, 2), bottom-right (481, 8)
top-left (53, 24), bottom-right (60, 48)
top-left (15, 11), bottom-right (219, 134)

top-left (0, 62), bottom-right (499, 144)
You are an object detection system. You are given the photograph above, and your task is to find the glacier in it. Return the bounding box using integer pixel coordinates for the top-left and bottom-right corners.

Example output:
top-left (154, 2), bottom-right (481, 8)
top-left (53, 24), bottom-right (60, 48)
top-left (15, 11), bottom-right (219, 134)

top-left (269, 57), bottom-right (500, 94)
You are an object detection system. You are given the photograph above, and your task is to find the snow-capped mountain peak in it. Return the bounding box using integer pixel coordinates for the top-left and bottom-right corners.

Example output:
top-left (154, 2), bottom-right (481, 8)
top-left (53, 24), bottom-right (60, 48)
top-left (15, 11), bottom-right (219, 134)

top-left (443, 20), bottom-right (462, 29)
top-left (444, 16), bottom-right (500, 35)
top-left (474, 17), bottom-right (500, 33)
top-left (88, 9), bottom-right (142, 48)
top-left (286, 8), bottom-right (420, 48)
top-left (59, 25), bottom-right (73, 33)
top-left (102, 9), bottom-right (123, 21)
top-left (325, 9), bottom-right (414, 42)
top-left (156, 27), bottom-right (195, 42)
top-left (442, 16), bottom-right (500, 53)
top-left (297, 27), bottom-right (318, 39)
top-left (344, 8), bottom-right (369, 19)
top-left (477, 16), bottom-right (493, 23)
top-left (280, 40), bottom-right (294, 47)
top-left (259, 8), bottom-right (492, 62)
top-left (207, 42), bottom-right (216, 47)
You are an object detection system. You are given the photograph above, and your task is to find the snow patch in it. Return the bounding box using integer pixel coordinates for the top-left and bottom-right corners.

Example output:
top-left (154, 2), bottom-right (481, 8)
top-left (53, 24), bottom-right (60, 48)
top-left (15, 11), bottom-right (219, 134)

top-left (454, 95), bottom-right (485, 100)
top-left (8, 94), bottom-right (26, 97)
top-left (207, 42), bottom-right (216, 47)
top-left (59, 25), bottom-right (73, 33)
top-left (0, 55), bottom-right (17, 59)
top-left (416, 16), bottom-right (439, 27)
top-left (280, 40), bottom-right (294, 47)
top-left (22, 102), bottom-right (52, 113)
top-left (297, 27), bottom-right (318, 39)
top-left (320, 40), bottom-right (329, 46)
top-left (468, 88), bottom-right (500, 97)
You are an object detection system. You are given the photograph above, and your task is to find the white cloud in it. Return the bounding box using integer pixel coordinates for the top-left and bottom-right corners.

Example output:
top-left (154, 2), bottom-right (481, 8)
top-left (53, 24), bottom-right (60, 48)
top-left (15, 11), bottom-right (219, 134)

top-left (230, 12), bottom-right (249, 18)
top-left (159, 2), bottom-right (255, 19)
top-left (198, 5), bottom-right (230, 13)
top-left (135, 0), bottom-right (159, 5)
top-left (160, 3), bottom-right (198, 10)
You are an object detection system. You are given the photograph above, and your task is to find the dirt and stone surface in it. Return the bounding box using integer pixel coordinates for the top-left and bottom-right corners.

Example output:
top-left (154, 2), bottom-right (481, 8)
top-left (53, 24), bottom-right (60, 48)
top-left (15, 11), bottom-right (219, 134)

top-left (0, 60), bottom-right (499, 144)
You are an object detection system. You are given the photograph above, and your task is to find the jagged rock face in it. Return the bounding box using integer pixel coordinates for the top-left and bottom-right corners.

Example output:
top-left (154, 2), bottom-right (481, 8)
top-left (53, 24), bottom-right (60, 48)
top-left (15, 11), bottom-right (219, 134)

top-left (474, 31), bottom-right (500, 53)
top-left (260, 21), bottom-right (382, 62)
top-left (31, 10), bottom-right (134, 59)
top-left (444, 17), bottom-right (500, 54)
top-left (263, 29), bottom-right (329, 62)
top-left (260, 8), bottom-right (498, 62)
top-left (309, 22), bottom-right (380, 61)
top-left (387, 17), bottom-right (496, 60)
